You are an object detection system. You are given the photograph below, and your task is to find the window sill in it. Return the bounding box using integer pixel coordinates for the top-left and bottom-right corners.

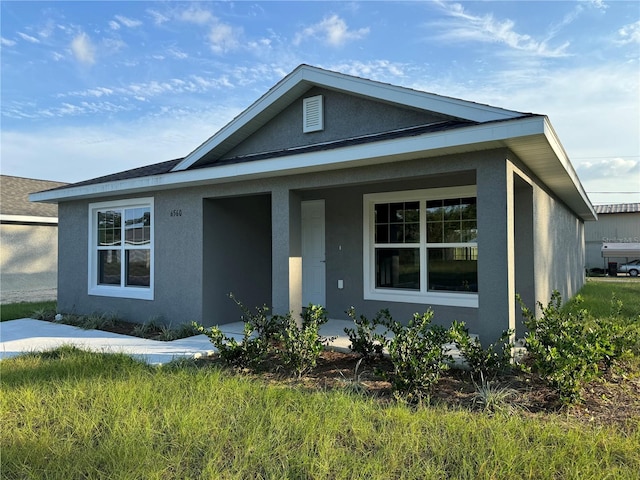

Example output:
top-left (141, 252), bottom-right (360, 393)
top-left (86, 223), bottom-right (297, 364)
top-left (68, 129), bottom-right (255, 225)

top-left (89, 286), bottom-right (154, 301)
top-left (364, 289), bottom-right (478, 308)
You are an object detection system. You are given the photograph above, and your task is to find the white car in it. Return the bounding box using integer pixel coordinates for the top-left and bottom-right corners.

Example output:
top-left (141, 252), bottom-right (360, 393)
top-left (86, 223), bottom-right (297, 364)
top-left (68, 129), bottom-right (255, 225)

top-left (618, 259), bottom-right (640, 277)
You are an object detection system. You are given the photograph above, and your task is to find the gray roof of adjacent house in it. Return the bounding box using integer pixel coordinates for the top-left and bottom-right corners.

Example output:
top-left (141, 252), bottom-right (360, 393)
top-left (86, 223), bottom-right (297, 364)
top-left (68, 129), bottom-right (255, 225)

top-left (1, 175), bottom-right (68, 219)
top-left (594, 203), bottom-right (640, 215)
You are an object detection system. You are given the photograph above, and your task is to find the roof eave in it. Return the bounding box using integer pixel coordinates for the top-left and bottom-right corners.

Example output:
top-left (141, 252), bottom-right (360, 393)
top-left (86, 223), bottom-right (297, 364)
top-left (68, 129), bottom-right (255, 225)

top-left (30, 116), bottom-right (595, 221)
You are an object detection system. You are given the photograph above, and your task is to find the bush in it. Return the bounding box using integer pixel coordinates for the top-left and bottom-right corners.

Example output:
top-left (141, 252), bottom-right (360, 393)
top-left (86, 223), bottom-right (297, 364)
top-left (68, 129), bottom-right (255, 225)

top-left (343, 307), bottom-right (389, 360)
top-left (197, 298), bottom-right (330, 376)
top-left (381, 310), bottom-right (452, 403)
top-left (518, 290), bottom-right (616, 404)
top-left (196, 322), bottom-right (267, 369)
top-left (450, 321), bottom-right (513, 378)
top-left (196, 295), bottom-right (286, 369)
top-left (279, 304), bottom-right (331, 378)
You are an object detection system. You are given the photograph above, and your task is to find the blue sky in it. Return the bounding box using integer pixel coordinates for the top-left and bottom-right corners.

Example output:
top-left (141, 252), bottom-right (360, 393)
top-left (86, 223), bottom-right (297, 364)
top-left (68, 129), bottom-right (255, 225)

top-left (1, 1), bottom-right (638, 205)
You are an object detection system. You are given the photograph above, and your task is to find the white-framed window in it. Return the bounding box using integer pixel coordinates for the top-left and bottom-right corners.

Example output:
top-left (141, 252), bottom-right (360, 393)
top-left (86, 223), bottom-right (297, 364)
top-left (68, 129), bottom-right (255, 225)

top-left (88, 198), bottom-right (154, 300)
top-left (363, 186), bottom-right (478, 308)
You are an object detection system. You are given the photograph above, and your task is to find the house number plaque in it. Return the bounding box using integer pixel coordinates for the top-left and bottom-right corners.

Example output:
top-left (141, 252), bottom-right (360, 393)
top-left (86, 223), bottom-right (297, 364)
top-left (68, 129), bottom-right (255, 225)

top-left (170, 209), bottom-right (182, 217)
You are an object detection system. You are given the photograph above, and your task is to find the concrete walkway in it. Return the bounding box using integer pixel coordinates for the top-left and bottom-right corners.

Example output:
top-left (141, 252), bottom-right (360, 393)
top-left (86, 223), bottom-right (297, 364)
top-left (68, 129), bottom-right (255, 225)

top-left (0, 318), bottom-right (357, 365)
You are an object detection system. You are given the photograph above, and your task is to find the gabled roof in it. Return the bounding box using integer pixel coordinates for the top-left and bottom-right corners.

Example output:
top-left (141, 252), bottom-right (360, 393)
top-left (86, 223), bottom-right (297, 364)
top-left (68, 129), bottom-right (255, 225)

top-left (1, 175), bottom-right (67, 222)
top-left (173, 64), bottom-right (525, 172)
top-left (30, 64), bottom-right (596, 221)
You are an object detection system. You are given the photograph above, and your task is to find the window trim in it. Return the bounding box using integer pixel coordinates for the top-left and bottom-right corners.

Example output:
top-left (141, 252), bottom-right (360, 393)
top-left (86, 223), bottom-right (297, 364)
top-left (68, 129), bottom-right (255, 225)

top-left (88, 197), bottom-right (154, 300)
top-left (363, 186), bottom-right (478, 308)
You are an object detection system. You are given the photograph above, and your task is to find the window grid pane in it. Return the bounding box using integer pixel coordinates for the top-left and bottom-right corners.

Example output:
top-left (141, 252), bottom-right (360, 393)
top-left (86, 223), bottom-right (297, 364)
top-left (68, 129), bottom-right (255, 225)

top-left (98, 250), bottom-right (121, 285)
top-left (375, 201), bottom-right (420, 244)
top-left (375, 248), bottom-right (420, 290)
top-left (97, 210), bottom-right (121, 246)
top-left (426, 198), bottom-right (477, 244)
top-left (126, 249), bottom-right (151, 287)
top-left (427, 247), bottom-right (478, 292)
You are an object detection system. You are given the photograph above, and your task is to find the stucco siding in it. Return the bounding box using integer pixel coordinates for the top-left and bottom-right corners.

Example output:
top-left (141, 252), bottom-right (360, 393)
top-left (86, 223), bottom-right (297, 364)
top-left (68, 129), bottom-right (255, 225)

top-left (1, 224), bottom-right (59, 299)
top-left (54, 146), bottom-right (585, 337)
top-left (222, 87), bottom-right (450, 160)
top-left (57, 191), bottom-right (205, 325)
top-left (532, 185), bottom-right (585, 309)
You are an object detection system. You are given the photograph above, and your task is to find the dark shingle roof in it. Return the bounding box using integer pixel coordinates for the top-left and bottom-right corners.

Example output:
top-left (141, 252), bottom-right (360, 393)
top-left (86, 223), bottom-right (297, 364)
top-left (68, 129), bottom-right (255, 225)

top-left (1, 175), bottom-right (68, 217)
top-left (37, 158), bottom-right (183, 193)
top-left (594, 203), bottom-right (640, 214)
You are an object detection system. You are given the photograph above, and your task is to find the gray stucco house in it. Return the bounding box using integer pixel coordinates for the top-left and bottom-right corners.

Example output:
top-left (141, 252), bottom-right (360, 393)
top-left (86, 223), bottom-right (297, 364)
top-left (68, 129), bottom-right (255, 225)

top-left (1, 175), bottom-right (68, 303)
top-left (31, 65), bottom-right (595, 342)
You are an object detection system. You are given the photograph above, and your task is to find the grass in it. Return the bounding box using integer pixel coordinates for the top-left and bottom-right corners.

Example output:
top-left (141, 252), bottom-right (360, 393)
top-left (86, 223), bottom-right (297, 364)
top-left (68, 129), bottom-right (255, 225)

top-left (2, 346), bottom-right (639, 480)
top-left (2, 281), bottom-right (639, 478)
top-left (0, 301), bottom-right (56, 322)
top-left (571, 278), bottom-right (640, 319)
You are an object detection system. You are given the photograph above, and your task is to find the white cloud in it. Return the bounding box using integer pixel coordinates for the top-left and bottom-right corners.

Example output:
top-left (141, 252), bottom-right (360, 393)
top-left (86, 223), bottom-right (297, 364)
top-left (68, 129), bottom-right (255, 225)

top-left (147, 9), bottom-right (169, 26)
top-left (294, 14), bottom-right (369, 47)
top-left (109, 20), bottom-right (120, 30)
top-left (114, 15), bottom-right (142, 28)
top-left (1, 37), bottom-right (16, 47)
top-left (208, 22), bottom-right (242, 54)
top-left (179, 5), bottom-right (214, 25)
top-left (617, 20), bottom-right (640, 45)
top-left (167, 47), bottom-right (188, 59)
top-left (71, 32), bottom-right (96, 65)
top-left (327, 60), bottom-right (407, 81)
top-left (431, 1), bottom-right (570, 58)
top-left (578, 157), bottom-right (639, 180)
top-left (17, 32), bottom-right (40, 44)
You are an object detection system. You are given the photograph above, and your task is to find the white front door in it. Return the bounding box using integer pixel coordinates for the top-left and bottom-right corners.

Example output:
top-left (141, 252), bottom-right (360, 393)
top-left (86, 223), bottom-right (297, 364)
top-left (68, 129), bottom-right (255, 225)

top-left (302, 200), bottom-right (326, 307)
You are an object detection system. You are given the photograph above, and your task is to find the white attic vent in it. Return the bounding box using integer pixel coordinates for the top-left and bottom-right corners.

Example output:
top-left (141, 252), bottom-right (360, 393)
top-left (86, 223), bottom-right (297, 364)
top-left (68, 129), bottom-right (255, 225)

top-left (303, 95), bottom-right (323, 133)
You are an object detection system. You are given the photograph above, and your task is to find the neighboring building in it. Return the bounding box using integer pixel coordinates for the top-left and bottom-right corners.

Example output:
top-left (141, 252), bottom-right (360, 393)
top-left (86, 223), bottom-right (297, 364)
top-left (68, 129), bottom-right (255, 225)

top-left (31, 65), bottom-right (596, 341)
top-left (1, 175), bottom-right (68, 303)
top-left (585, 203), bottom-right (640, 270)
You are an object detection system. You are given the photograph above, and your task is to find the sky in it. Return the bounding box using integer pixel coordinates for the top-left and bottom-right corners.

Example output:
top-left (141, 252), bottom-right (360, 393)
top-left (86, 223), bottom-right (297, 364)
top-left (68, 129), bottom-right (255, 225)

top-left (1, 1), bottom-right (639, 205)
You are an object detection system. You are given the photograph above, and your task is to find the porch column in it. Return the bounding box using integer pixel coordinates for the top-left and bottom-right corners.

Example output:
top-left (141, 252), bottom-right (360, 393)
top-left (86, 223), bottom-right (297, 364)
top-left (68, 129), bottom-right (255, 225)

top-left (271, 188), bottom-right (302, 318)
top-left (476, 156), bottom-right (516, 342)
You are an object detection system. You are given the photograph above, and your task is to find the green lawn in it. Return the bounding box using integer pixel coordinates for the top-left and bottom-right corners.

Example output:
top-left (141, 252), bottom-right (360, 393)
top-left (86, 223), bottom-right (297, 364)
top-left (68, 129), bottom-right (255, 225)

top-left (1, 301), bottom-right (56, 322)
top-left (1, 282), bottom-right (639, 479)
top-left (2, 347), bottom-right (638, 480)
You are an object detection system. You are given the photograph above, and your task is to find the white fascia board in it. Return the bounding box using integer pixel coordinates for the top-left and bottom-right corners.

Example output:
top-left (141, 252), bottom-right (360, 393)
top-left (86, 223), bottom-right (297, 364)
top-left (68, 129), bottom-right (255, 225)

top-left (0, 214), bottom-right (58, 224)
top-left (172, 65), bottom-right (524, 172)
top-left (30, 117), bottom-right (547, 204)
top-left (173, 67), bottom-right (310, 172)
top-left (542, 118), bottom-right (597, 220)
top-left (300, 67), bottom-right (522, 123)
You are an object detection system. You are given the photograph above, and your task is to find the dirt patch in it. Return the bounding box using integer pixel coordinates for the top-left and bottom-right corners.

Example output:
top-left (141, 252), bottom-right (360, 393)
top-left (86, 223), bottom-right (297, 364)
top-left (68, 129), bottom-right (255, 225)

top-left (197, 350), bottom-right (639, 428)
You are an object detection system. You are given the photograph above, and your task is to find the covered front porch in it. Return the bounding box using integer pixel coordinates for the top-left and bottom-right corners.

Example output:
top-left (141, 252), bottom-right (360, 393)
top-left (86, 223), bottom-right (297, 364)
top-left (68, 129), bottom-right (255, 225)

top-left (200, 156), bottom-right (536, 343)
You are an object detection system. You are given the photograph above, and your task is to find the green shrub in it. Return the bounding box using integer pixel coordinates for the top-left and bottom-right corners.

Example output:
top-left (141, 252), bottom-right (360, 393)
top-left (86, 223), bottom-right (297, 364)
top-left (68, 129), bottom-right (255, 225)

top-left (518, 290), bottom-right (616, 404)
top-left (197, 323), bottom-right (259, 368)
top-left (343, 307), bottom-right (389, 360)
top-left (278, 304), bottom-right (331, 378)
top-left (197, 294), bottom-right (289, 369)
top-left (450, 321), bottom-right (513, 378)
top-left (229, 293), bottom-right (285, 344)
top-left (381, 310), bottom-right (452, 403)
